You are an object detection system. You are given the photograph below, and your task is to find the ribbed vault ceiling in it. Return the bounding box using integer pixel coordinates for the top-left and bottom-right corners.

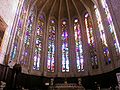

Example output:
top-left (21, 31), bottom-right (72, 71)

top-left (35, 0), bottom-right (94, 19)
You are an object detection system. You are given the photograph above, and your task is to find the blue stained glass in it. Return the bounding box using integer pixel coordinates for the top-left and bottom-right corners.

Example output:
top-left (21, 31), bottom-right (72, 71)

top-left (47, 19), bottom-right (55, 72)
top-left (74, 19), bottom-right (84, 72)
top-left (101, 0), bottom-right (120, 54)
top-left (94, 5), bottom-right (111, 64)
top-left (11, 0), bottom-right (29, 61)
top-left (17, 0), bottom-right (28, 37)
top-left (85, 14), bottom-right (98, 69)
top-left (19, 8), bottom-right (35, 65)
top-left (11, 45), bottom-right (17, 60)
top-left (24, 11), bottom-right (34, 45)
top-left (61, 21), bottom-right (69, 72)
top-left (33, 14), bottom-right (44, 70)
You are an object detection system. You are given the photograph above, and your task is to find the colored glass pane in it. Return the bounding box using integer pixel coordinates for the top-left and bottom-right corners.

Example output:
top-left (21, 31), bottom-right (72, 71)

top-left (74, 19), bottom-right (84, 71)
top-left (11, 0), bottom-right (28, 61)
top-left (33, 14), bottom-right (44, 70)
top-left (85, 14), bottom-right (98, 69)
top-left (94, 5), bottom-right (111, 64)
top-left (11, 44), bottom-right (17, 60)
top-left (47, 20), bottom-right (56, 72)
top-left (20, 8), bottom-right (35, 65)
top-left (17, 0), bottom-right (28, 37)
top-left (61, 21), bottom-right (69, 72)
top-left (24, 11), bottom-right (34, 45)
top-left (101, 0), bottom-right (120, 54)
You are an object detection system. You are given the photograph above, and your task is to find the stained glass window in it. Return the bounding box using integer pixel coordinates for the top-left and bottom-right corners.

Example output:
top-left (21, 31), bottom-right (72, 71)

top-left (61, 20), bottom-right (69, 72)
top-left (33, 14), bottom-right (45, 70)
top-left (101, 0), bottom-right (120, 54)
top-left (11, 44), bottom-right (17, 60)
top-left (47, 19), bottom-right (56, 72)
top-left (24, 11), bottom-right (34, 45)
top-left (94, 5), bottom-right (111, 64)
top-left (74, 19), bottom-right (84, 72)
top-left (85, 14), bottom-right (98, 69)
top-left (20, 8), bottom-right (35, 65)
top-left (10, 0), bottom-right (28, 61)
top-left (17, 0), bottom-right (28, 37)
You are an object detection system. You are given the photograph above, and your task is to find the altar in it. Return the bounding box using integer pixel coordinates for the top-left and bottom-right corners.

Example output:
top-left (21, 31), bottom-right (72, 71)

top-left (49, 78), bottom-right (85, 90)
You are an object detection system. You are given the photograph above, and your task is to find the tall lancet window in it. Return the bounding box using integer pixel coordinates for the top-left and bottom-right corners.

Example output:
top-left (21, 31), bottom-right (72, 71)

top-left (94, 5), bottom-right (111, 64)
top-left (17, 0), bottom-right (29, 37)
top-left (74, 19), bottom-right (84, 72)
top-left (11, 45), bottom-right (17, 60)
top-left (11, 0), bottom-right (28, 60)
top-left (24, 10), bottom-right (34, 45)
top-left (85, 14), bottom-right (98, 69)
top-left (101, 0), bottom-right (120, 54)
top-left (33, 14), bottom-right (45, 70)
top-left (61, 20), bottom-right (69, 72)
top-left (47, 19), bottom-right (56, 72)
top-left (20, 8), bottom-right (35, 65)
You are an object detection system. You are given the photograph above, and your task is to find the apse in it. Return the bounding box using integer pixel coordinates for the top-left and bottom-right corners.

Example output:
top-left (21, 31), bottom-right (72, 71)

top-left (5, 0), bottom-right (120, 78)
